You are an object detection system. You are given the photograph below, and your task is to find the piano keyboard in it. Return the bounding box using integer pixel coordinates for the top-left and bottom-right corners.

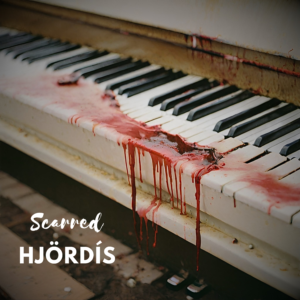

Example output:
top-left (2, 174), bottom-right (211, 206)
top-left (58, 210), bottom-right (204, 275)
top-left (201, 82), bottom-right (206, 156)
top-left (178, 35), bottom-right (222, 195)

top-left (1, 28), bottom-right (298, 159)
top-left (1, 27), bottom-right (300, 297)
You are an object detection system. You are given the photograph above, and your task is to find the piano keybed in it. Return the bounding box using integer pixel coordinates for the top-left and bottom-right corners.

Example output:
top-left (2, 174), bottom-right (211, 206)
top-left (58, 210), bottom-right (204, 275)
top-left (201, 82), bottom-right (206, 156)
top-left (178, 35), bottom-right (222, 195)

top-left (0, 27), bottom-right (300, 297)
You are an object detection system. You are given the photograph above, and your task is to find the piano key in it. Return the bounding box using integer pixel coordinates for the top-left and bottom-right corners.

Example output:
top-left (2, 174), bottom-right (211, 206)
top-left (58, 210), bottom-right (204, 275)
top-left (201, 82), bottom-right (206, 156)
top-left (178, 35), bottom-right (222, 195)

top-left (0, 32), bottom-right (32, 44)
top-left (222, 152), bottom-right (292, 197)
top-left (135, 111), bottom-right (164, 123)
top-left (0, 34), bottom-right (41, 51)
top-left (199, 133), bottom-right (225, 145)
top-left (236, 109), bottom-right (300, 142)
top-left (187, 90), bottom-right (253, 121)
top-left (280, 139), bottom-right (300, 156)
top-left (128, 107), bottom-right (154, 119)
top-left (173, 85), bottom-right (239, 116)
top-left (26, 44), bottom-right (81, 63)
top-left (160, 80), bottom-right (217, 111)
top-left (167, 95), bottom-right (266, 134)
top-left (118, 70), bottom-right (180, 97)
top-left (93, 61), bottom-right (150, 84)
top-left (186, 130), bottom-right (221, 143)
top-left (249, 152), bottom-right (287, 171)
top-left (223, 152), bottom-right (287, 198)
top-left (16, 41), bottom-right (67, 60)
top-left (202, 151), bottom-right (283, 193)
top-left (227, 145), bottom-right (265, 164)
top-left (267, 129), bottom-right (300, 153)
top-left (213, 98), bottom-right (281, 132)
top-left (8, 39), bottom-right (61, 58)
top-left (146, 115), bottom-right (175, 126)
top-left (268, 159), bottom-right (300, 179)
top-left (47, 50), bottom-right (109, 70)
top-left (227, 103), bottom-right (297, 138)
top-left (234, 186), bottom-right (300, 224)
top-left (219, 102), bottom-right (288, 136)
top-left (149, 78), bottom-right (208, 107)
top-left (75, 57), bottom-right (132, 78)
top-left (209, 137), bottom-right (244, 153)
top-left (280, 169), bottom-right (300, 185)
top-left (292, 210), bottom-right (300, 229)
top-left (260, 128), bottom-right (300, 151)
top-left (174, 91), bottom-right (255, 138)
top-left (53, 53), bottom-right (120, 74)
top-left (126, 71), bottom-right (184, 97)
top-left (118, 75), bottom-right (201, 110)
top-left (288, 150), bottom-right (300, 160)
top-left (105, 65), bottom-right (163, 91)
top-left (254, 118), bottom-right (300, 147)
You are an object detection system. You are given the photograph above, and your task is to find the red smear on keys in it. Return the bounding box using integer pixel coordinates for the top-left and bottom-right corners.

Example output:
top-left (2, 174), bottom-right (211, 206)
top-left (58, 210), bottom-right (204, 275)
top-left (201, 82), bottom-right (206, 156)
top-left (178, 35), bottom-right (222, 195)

top-left (1, 73), bottom-right (299, 271)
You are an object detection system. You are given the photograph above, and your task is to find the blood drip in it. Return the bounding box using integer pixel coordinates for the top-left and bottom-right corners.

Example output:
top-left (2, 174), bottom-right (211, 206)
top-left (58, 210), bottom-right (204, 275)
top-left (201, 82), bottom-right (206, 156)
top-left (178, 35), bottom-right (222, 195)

top-left (2, 73), bottom-right (299, 271)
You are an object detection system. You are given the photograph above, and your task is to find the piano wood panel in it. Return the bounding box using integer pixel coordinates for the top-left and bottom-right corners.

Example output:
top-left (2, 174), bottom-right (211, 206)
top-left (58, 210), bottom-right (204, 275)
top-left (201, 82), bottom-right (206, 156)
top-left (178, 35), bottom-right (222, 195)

top-left (0, 0), bottom-right (299, 105)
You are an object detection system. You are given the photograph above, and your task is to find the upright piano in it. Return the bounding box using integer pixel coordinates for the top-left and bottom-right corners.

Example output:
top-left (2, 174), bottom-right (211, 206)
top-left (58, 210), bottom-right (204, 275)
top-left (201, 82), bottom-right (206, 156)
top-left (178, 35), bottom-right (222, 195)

top-left (0, 0), bottom-right (299, 298)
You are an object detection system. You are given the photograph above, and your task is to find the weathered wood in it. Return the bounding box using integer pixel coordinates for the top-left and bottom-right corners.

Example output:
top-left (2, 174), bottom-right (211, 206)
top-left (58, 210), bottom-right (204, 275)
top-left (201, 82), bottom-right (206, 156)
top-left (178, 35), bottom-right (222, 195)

top-left (0, 0), bottom-right (299, 105)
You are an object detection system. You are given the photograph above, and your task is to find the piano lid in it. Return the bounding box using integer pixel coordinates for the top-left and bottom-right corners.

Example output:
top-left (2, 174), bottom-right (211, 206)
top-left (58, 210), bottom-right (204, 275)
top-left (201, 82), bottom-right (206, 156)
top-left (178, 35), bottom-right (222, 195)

top-left (33, 0), bottom-right (300, 61)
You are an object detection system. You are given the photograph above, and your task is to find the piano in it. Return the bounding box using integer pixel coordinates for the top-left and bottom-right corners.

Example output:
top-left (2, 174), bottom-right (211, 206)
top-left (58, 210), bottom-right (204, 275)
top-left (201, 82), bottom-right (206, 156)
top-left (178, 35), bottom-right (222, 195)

top-left (0, 0), bottom-right (299, 298)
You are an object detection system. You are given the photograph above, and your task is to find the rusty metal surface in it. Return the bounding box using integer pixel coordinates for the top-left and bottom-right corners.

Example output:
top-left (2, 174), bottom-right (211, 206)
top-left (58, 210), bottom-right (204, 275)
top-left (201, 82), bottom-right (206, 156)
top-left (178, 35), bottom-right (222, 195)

top-left (0, 1), bottom-right (299, 105)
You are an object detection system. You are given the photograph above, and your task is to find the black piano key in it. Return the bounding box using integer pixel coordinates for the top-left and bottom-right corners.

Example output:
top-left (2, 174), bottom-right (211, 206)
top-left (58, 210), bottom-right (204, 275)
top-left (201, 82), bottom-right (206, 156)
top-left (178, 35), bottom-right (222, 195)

top-left (26, 44), bottom-right (81, 63)
top-left (213, 98), bottom-right (282, 132)
top-left (161, 80), bottom-right (219, 111)
top-left (280, 139), bottom-right (300, 156)
top-left (187, 90), bottom-right (253, 121)
top-left (149, 79), bottom-right (211, 107)
top-left (8, 39), bottom-right (60, 58)
top-left (253, 118), bottom-right (300, 147)
top-left (173, 85), bottom-right (239, 116)
top-left (106, 67), bottom-right (163, 91)
top-left (47, 50), bottom-right (109, 70)
top-left (94, 61), bottom-right (150, 84)
top-left (0, 33), bottom-right (10, 42)
top-left (0, 32), bottom-right (29, 43)
top-left (19, 41), bottom-right (68, 60)
top-left (121, 71), bottom-right (185, 98)
top-left (0, 35), bottom-right (41, 51)
top-left (76, 57), bottom-right (132, 78)
top-left (118, 70), bottom-right (173, 95)
top-left (227, 103), bottom-right (297, 137)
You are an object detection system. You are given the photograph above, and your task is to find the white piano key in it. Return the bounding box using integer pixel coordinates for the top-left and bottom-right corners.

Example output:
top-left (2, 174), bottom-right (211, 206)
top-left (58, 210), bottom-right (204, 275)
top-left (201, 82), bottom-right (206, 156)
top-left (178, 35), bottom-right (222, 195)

top-left (222, 156), bottom-right (300, 197)
top-left (219, 102), bottom-right (287, 136)
top-left (267, 130), bottom-right (300, 154)
top-left (117, 75), bottom-right (202, 108)
top-left (210, 138), bottom-right (244, 153)
top-left (268, 159), bottom-right (300, 179)
top-left (200, 133), bottom-right (225, 145)
top-left (249, 152), bottom-right (287, 171)
top-left (280, 169), bottom-right (300, 185)
top-left (127, 107), bottom-right (154, 118)
top-left (288, 150), bottom-right (300, 160)
top-left (97, 64), bottom-right (161, 90)
top-left (263, 128), bottom-right (300, 152)
top-left (146, 115), bottom-right (175, 126)
top-left (241, 110), bottom-right (300, 144)
top-left (187, 130), bottom-right (218, 143)
top-left (235, 185), bottom-right (300, 223)
top-left (225, 144), bottom-right (265, 162)
top-left (292, 210), bottom-right (300, 229)
top-left (135, 111), bottom-right (164, 123)
top-left (203, 151), bottom-right (285, 193)
top-left (161, 119), bottom-right (190, 131)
